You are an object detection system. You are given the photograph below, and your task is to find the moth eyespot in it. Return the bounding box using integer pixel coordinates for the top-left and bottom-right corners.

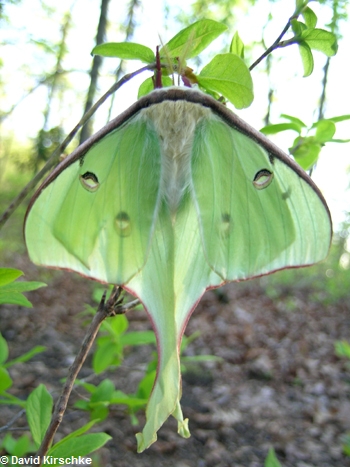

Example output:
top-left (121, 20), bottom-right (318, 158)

top-left (220, 213), bottom-right (232, 238)
top-left (80, 172), bottom-right (99, 192)
top-left (253, 169), bottom-right (273, 190)
top-left (115, 211), bottom-right (131, 237)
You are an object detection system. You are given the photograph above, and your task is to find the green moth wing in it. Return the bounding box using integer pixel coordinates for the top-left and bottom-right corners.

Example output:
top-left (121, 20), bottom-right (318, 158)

top-left (24, 87), bottom-right (332, 452)
top-left (191, 113), bottom-right (330, 280)
top-left (25, 115), bottom-right (163, 284)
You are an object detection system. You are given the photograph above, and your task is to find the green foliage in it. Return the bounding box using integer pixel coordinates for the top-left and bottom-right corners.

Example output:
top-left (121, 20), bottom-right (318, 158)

top-left (47, 420), bottom-right (111, 458)
top-left (343, 434), bottom-right (350, 456)
top-left (0, 269), bottom-right (46, 409)
top-left (73, 304), bottom-right (220, 426)
top-left (230, 31), bottom-right (245, 58)
top-left (92, 42), bottom-right (155, 63)
top-left (26, 384), bottom-right (53, 447)
top-left (74, 378), bottom-right (150, 424)
top-left (0, 268), bottom-right (46, 307)
top-left (159, 18), bottom-right (227, 59)
top-left (197, 53), bottom-right (253, 109)
top-left (264, 447), bottom-right (282, 467)
top-left (334, 336), bottom-right (350, 456)
top-left (285, 3), bottom-right (338, 77)
top-left (93, 18), bottom-right (252, 109)
top-left (0, 270), bottom-right (110, 461)
top-left (91, 7), bottom-right (338, 113)
top-left (34, 126), bottom-right (64, 168)
top-left (335, 340), bottom-right (350, 359)
top-left (0, 330), bottom-right (46, 407)
top-left (90, 311), bottom-right (156, 374)
top-left (0, 433), bottom-right (36, 458)
top-left (261, 114), bottom-right (350, 170)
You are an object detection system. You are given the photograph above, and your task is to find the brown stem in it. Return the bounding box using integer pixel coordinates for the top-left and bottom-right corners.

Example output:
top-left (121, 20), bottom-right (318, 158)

top-left (249, 2), bottom-right (305, 72)
top-left (0, 409), bottom-right (26, 433)
top-left (35, 287), bottom-right (135, 464)
top-left (0, 64), bottom-right (154, 230)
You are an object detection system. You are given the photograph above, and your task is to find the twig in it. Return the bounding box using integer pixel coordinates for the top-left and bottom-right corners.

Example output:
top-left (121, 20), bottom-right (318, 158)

top-left (35, 287), bottom-right (138, 464)
top-left (250, 20), bottom-right (293, 71)
top-left (0, 70), bottom-right (77, 124)
top-left (0, 409), bottom-right (26, 433)
top-left (0, 64), bottom-right (154, 230)
top-left (249, 2), bottom-right (306, 72)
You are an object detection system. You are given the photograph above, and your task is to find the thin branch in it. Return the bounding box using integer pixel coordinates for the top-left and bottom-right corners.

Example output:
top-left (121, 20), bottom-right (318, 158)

top-left (0, 409), bottom-right (26, 433)
top-left (0, 64), bottom-right (153, 230)
top-left (0, 70), bottom-right (78, 124)
top-left (36, 287), bottom-right (139, 463)
top-left (318, 57), bottom-right (330, 121)
top-left (249, 1), bottom-right (306, 72)
top-left (249, 20), bottom-right (293, 71)
top-left (79, 0), bottom-right (111, 144)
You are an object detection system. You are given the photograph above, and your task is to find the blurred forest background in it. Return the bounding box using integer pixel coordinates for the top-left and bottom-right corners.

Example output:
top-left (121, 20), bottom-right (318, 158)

top-left (1, 0), bottom-right (350, 466)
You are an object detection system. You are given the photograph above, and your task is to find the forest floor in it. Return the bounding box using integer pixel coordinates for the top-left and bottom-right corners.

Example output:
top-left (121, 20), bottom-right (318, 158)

top-left (1, 252), bottom-right (350, 467)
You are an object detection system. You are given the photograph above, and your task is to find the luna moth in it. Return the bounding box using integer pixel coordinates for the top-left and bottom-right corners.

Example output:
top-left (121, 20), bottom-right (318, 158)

top-left (24, 87), bottom-right (332, 452)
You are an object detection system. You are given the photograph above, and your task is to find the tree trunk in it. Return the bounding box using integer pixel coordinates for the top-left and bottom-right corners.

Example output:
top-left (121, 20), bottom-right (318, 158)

top-left (79, 0), bottom-right (110, 144)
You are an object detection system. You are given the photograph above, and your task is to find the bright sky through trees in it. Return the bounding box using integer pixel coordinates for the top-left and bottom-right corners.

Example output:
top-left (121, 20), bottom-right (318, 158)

top-left (1, 0), bottom-right (350, 228)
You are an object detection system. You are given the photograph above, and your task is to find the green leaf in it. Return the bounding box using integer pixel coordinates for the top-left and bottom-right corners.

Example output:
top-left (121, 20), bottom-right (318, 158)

top-left (138, 77), bottom-right (153, 99)
top-left (92, 42), bottom-right (155, 63)
top-left (136, 370), bottom-right (156, 400)
top-left (260, 123), bottom-right (302, 135)
top-left (9, 434), bottom-right (32, 457)
top-left (0, 281), bottom-right (46, 307)
top-left (5, 345), bottom-right (46, 368)
top-left (335, 340), bottom-right (350, 359)
top-left (26, 384), bottom-right (53, 447)
top-left (89, 404), bottom-right (109, 421)
top-left (0, 268), bottom-right (23, 286)
top-left (0, 333), bottom-right (9, 365)
top-left (160, 19), bottom-right (227, 60)
top-left (230, 31), bottom-right (244, 58)
top-left (0, 393), bottom-right (26, 407)
top-left (301, 28), bottom-right (338, 56)
top-left (313, 120), bottom-right (336, 143)
top-left (1, 433), bottom-right (35, 456)
top-left (343, 434), bottom-right (350, 456)
top-left (264, 447), bottom-right (282, 467)
top-left (298, 41), bottom-right (314, 77)
top-left (280, 114), bottom-right (307, 127)
top-left (90, 379), bottom-right (115, 403)
top-left (0, 367), bottom-right (12, 392)
top-left (291, 137), bottom-right (321, 170)
top-left (330, 138), bottom-right (350, 143)
top-left (291, 19), bottom-right (307, 36)
top-left (45, 420), bottom-right (101, 454)
top-left (137, 76), bottom-right (173, 98)
top-left (120, 330), bottom-right (156, 346)
top-left (197, 53), bottom-right (253, 109)
top-left (327, 114), bottom-right (350, 123)
top-left (301, 6), bottom-right (317, 29)
top-left (107, 313), bottom-right (129, 336)
top-left (93, 340), bottom-right (120, 374)
top-left (110, 390), bottom-right (148, 409)
top-left (48, 432), bottom-right (111, 458)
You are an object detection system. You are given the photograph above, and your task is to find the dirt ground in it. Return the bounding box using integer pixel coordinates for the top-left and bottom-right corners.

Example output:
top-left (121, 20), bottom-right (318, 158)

top-left (1, 255), bottom-right (350, 467)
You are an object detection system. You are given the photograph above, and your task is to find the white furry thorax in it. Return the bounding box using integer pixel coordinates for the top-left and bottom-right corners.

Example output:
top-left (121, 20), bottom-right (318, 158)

top-left (139, 99), bottom-right (211, 213)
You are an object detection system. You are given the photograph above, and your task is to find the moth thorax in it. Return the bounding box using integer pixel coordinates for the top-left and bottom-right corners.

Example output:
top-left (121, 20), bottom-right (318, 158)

top-left (141, 100), bottom-right (211, 212)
